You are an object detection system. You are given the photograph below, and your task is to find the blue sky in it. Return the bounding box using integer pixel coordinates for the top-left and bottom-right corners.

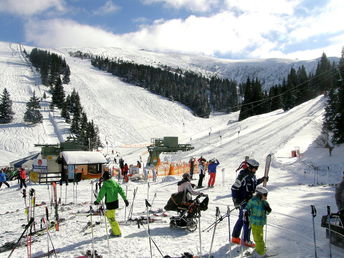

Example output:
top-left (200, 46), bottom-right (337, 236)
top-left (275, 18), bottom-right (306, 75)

top-left (0, 0), bottom-right (343, 60)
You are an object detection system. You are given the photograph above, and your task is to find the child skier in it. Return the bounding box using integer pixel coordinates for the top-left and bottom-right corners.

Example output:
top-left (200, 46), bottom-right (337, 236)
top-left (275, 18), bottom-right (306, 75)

top-left (94, 171), bottom-right (129, 237)
top-left (244, 186), bottom-right (272, 258)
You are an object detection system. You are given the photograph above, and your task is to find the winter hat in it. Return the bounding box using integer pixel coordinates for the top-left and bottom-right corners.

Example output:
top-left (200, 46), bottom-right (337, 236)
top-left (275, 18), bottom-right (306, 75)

top-left (246, 159), bottom-right (259, 170)
top-left (182, 173), bottom-right (191, 181)
top-left (255, 186), bottom-right (268, 195)
top-left (102, 171), bottom-right (111, 180)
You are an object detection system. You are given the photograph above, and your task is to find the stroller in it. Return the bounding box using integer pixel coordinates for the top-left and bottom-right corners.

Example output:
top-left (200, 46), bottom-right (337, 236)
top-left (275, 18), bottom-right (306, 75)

top-left (164, 192), bottom-right (209, 232)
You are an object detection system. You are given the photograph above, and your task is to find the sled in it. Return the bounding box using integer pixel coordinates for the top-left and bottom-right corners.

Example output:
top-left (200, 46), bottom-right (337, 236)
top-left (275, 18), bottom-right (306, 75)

top-left (321, 213), bottom-right (344, 248)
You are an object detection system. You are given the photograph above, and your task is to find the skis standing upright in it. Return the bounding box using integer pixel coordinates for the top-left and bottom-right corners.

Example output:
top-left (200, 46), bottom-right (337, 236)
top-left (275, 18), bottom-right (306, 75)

top-left (263, 154), bottom-right (272, 187)
top-left (52, 182), bottom-right (59, 231)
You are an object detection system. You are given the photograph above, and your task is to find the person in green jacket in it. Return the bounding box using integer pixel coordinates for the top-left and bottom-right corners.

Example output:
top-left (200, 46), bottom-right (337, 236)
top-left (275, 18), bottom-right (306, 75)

top-left (94, 171), bottom-right (129, 237)
top-left (244, 186), bottom-right (271, 257)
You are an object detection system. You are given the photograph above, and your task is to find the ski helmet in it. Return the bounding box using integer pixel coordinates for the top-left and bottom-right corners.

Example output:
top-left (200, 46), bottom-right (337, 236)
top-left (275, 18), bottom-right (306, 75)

top-left (246, 159), bottom-right (259, 169)
top-left (255, 186), bottom-right (268, 195)
top-left (182, 173), bottom-right (191, 181)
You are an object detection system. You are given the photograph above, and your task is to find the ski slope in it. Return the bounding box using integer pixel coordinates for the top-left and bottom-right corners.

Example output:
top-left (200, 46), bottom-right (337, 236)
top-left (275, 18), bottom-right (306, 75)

top-left (0, 42), bottom-right (344, 257)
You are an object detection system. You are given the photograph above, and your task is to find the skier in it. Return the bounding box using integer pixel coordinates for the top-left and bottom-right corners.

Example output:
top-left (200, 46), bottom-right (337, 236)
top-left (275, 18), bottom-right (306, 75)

top-left (122, 163), bottom-right (129, 183)
top-left (236, 156), bottom-right (249, 172)
top-left (94, 171), bottom-right (129, 237)
top-left (335, 172), bottom-right (344, 225)
top-left (230, 159), bottom-right (268, 247)
top-left (244, 186), bottom-right (272, 257)
top-left (207, 158), bottom-right (220, 188)
top-left (189, 157), bottom-right (195, 179)
top-left (0, 168), bottom-right (10, 188)
top-left (197, 156), bottom-right (206, 188)
top-left (19, 167), bottom-right (27, 189)
top-left (177, 173), bottom-right (203, 202)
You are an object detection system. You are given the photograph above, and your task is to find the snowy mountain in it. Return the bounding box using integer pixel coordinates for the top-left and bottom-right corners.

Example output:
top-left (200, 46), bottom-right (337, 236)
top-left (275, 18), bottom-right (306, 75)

top-left (61, 46), bottom-right (339, 89)
top-left (0, 41), bottom-right (343, 257)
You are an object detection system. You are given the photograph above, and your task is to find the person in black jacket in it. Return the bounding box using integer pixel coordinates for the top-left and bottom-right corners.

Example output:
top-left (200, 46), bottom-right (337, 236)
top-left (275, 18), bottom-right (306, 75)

top-left (230, 159), bottom-right (268, 247)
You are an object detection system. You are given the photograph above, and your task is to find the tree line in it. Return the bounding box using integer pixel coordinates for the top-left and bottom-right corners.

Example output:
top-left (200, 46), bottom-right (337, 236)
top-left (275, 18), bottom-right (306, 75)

top-left (0, 48), bottom-right (102, 150)
top-left (70, 51), bottom-right (239, 117)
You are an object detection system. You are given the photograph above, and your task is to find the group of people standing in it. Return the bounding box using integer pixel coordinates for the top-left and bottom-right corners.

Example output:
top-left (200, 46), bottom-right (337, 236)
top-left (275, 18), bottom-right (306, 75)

top-left (0, 167), bottom-right (27, 189)
top-left (189, 156), bottom-right (220, 189)
top-left (189, 156), bottom-right (270, 257)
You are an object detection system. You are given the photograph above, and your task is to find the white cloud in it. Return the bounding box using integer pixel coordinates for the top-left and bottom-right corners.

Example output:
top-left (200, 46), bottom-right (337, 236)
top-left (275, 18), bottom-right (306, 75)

top-left (23, 0), bottom-right (344, 60)
top-left (141, 0), bottom-right (221, 12)
top-left (93, 1), bottom-right (119, 16)
top-left (0, 0), bottom-right (65, 16)
top-left (24, 19), bottom-right (128, 48)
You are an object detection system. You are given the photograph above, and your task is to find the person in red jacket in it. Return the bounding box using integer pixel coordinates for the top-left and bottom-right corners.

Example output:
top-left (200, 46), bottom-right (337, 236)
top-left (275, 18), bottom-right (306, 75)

top-left (19, 168), bottom-right (27, 189)
top-left (122, 163), bottom-right (129, 183)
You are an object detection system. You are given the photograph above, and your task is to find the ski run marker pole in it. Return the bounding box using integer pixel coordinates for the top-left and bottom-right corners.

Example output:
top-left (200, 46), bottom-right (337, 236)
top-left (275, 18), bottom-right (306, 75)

top-left (208, 207), bottom-right (220, 258)
top-left (327, 206), bottom-right (332, 258)
top-left (311, 205), bottom-right (318, 258)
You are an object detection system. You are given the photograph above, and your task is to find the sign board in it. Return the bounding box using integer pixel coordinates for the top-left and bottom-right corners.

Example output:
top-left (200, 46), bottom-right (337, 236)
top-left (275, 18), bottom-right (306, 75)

top-left (33, 159), bottom-right (48, 172)
top-left (68, 165), bottom-right (75, 180)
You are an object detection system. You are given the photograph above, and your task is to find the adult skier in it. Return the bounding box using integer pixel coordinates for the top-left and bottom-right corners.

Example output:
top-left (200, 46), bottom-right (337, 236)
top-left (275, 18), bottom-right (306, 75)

top-left (0, 168), bottom-right (10, 188)
top-left (335, 172), bottom-right (344, 225)
top-left (19, 168), bottom-right (27, 189)
top-left (244, 186), bottom-right (272, 257)
top-left (197, 156), bottom-right (206, 188)
top-left (230, 159), bottom-right (268, 247)
top-left (94, 171), bottom-right (129, 237)
top-left (207, 159), bottom-right (220, 188)
top-left (178, 173), bottom-right (203, 202)
top-left (189, 157), bottom-right (195, 179)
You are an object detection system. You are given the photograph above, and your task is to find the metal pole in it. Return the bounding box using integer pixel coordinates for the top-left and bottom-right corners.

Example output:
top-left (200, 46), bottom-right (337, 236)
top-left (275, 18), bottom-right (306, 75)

top-left (311, 205), bottom-right (318, 258)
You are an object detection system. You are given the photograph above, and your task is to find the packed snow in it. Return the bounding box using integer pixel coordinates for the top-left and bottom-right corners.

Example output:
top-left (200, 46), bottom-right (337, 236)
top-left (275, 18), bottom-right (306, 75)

top-left (0, 42), bottom-right (343, 258)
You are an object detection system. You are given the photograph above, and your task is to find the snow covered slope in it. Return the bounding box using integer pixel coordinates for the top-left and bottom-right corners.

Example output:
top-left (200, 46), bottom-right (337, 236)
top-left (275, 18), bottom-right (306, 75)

top-left (0, 41), bottom-right (343, 257)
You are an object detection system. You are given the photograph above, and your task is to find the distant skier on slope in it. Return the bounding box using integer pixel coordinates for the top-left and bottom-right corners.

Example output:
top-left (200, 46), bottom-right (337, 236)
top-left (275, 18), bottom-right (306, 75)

top-left (244, 186), bottom-right (272, 257)
top-left (230, 159), bottom-right (268, 247)
top-left (94, 171), bottom-right (129, 237)
top-left (197, 156), bottom-right (206, 188)
top-left (335, 172), bottom-right (344, 225)
top-left (19, 167), bottom-right (27, 189)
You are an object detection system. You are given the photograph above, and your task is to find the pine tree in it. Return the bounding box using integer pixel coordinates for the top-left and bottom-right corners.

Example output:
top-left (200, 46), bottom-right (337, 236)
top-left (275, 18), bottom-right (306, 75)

top-left (51, 77), bottom-right (65, 109)
top-left (24, 91), bottom-right (42, 124)
top-left (333, 47), bottom-right (344, 143)
top-left (0, 88), bottom-right (15, 123)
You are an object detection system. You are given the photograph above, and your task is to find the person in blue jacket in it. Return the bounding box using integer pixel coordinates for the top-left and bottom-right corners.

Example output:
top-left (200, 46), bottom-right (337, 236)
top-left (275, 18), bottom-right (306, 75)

top-left (0, 169), bottom-right (10, 188)
top-left (230, 159), bottom-right (268, 247)
top-left (207, 159), bottom-right (220, 188)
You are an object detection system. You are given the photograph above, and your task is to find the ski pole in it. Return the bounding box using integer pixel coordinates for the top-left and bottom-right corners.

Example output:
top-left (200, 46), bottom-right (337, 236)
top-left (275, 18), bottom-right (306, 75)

top-left (311, 205), bottom-right (318, 258)
top-left (145, 199), bottom-right (153, 258)
top-left (124, 185), bottom-right (128, 222)
top-left (198, 209), bottom-right (202, 257)
top-left (100, 204), bottom-right (111, 257)
top-left (327, 206), bottom-right (332, 258)
top-left (227, 205), bottom-right (232, 258)
top-left (8, 217), bottom-right (34, 258)
top-left (208, 207), bottom-right (220, 258)
top-left (203, 201), bottom-right (245, 232)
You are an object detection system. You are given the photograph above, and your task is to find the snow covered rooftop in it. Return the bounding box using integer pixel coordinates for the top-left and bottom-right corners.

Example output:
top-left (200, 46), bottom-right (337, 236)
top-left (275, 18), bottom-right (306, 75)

top-left (61, 151), bottom-right (107, 165)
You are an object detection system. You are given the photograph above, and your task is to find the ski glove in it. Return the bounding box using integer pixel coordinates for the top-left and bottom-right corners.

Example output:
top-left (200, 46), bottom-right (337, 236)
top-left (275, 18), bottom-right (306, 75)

top-left (261, 176), bottom-right (269, 182)
top-left (124, 199), bottom-right (129, 207)
top-left (233, 198), bottom-right (240, 209)
top-left (243, 209), bottom-right (250, 222)
top-left (264, 203), bottom-right (272, 213)
top-left (94, 201), bottom-right (100, 205)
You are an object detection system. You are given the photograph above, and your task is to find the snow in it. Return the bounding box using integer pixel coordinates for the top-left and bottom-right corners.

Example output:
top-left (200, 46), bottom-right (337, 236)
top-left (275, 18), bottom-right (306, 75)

top-left (0, 41), bottom-right (343, 257)
top-left (61, 151), bottom-right (107, 165)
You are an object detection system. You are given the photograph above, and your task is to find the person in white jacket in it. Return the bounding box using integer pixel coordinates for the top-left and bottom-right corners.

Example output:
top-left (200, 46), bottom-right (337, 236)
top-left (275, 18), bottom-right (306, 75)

top-left (177, 173), bottom-right (203, 202)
